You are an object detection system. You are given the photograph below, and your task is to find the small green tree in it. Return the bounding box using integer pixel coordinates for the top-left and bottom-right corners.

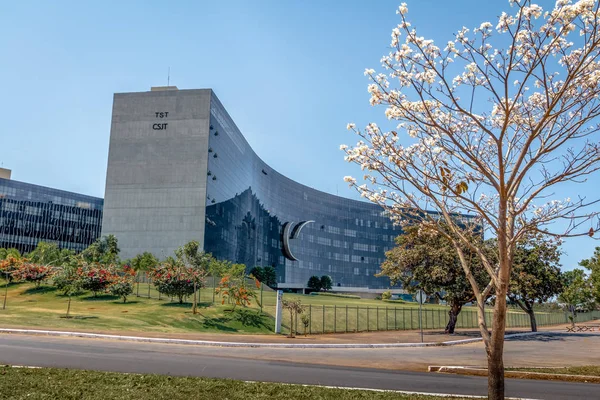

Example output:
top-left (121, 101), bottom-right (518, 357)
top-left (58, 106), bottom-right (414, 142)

top-left (559, 269), bottom-right (594, 326)
top-left (82, 235), bottom-right (120, 264)
top-left (130, 252), bottom-right (159, 272)
top-left (307, 276), bottom-right (321, 292)
top-left (381, 291), bottom-right (392, 300)
top-left (579, 247), bottom-right (600, 305)
top-left (0, 248), bottom-right (21, 261)
top-left (110, 280), bottom-right (134, 303)
top-left (26, 242), bottom-right (72, 267)
top-left (509, 237), bottom-right (563, 332)
top-left (130, 251), bottom-right (159, 296)
top-left (250, 266), bottom-right (277, 288)
top-left (53, 263), bottom-right (81, 296)
top-left (301, 314), bottom-right (310, 336)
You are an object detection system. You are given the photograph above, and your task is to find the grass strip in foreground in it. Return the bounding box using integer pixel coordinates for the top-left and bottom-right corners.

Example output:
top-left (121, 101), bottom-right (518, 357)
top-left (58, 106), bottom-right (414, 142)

top-left (0, 366), bottom-right (474, 400)
top-left (507, 366), bottom-right (600, 376)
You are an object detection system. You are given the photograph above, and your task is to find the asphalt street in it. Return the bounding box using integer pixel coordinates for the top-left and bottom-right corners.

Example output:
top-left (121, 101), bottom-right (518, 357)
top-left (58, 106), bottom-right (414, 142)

top-left (0, 334), bottom-right (597, 400)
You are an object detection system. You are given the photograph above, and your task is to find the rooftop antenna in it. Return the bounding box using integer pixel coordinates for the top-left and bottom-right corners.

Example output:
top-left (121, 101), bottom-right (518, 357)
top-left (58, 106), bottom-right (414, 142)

top-left (167, 67), bottom-right (171, 86)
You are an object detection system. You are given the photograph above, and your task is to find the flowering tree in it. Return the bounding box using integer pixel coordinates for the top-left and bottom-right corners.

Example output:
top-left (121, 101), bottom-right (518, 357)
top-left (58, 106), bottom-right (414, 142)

top-left (174, 241), bottom-right (213, 314)
top-left (109, 264), bottom-right (137, 303)
top-left (342, 1), bottom-right (600, 398)
top-left (77, 263), bottom-right (117, 297)
top-left (215, 263), bottom-right (260, 310)
top-left (12, 263), bottom-right (54, 288)
top-left (150, 262), bottom-right (204, 304)
top-left (0, 255), bottom-right (22, 283)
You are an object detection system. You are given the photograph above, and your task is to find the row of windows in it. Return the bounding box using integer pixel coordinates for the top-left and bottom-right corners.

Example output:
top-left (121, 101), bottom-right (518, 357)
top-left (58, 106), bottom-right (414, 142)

top-left (203, 97), bottom-right (402, 289)
top-left (0, 181), bottom-right (103, 254)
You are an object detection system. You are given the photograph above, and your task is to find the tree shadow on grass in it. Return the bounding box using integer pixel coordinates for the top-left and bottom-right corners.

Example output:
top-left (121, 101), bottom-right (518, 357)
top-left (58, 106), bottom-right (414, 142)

top-left (81, 294), bottom-right (120, 301)
top-left (22, 286), bottom-right (57, 295)
top-left (161, 302), bottom-right (192, 308)
top-left (59, 315), bottom-right (99, 320)
top-left (110, 300), bottom-right (141, 305)
top-left (202, 316), bottom-right (237, 332)
top-left (232, 309), bottom-right (270, 329)
top-left (161, 301), bottom-right (212, 308)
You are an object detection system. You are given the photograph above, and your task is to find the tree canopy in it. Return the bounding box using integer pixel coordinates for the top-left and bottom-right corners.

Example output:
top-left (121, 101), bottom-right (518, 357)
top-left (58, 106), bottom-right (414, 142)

top-left (379, 225), bottom-right (489, 333)
top-left (508, 236), bottom-right (563, 331)
top-left (560, 268), bottom-right (595, 313)
top-left (82, 235), bottom-right (120, 264)
top-left (579, 246), bottom-right (600, 304)
top-left (250, 266), bottom-right (277, 288)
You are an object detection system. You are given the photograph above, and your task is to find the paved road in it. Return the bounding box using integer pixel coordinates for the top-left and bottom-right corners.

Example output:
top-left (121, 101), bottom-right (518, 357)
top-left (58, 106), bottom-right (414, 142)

top-left (0, 334), bottom-right (597, 400)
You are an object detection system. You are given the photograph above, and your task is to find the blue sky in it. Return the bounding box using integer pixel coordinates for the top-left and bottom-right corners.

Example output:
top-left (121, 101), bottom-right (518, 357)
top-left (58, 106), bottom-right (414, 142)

top-left (0, 0), bottom-right (597, 269)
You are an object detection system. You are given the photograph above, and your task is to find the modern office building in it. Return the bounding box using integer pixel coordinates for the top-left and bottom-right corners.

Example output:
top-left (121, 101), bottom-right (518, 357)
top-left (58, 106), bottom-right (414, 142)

top-left (102, 87), bottom-right (407, 290)
top-left (0, 172), bottom-right (104, 254)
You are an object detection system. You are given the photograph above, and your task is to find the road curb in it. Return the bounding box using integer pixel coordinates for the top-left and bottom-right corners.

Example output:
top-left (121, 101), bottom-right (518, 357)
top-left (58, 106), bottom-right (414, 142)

top-left (0, 328), bottom-right (547, 348)
top-left (429, 365), bottom-right (600, 384)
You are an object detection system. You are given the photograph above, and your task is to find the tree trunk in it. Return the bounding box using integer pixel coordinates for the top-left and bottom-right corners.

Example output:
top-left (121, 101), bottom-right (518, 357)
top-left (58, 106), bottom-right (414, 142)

top-left (193, 281), bottom-right (197, 314)
top-left (528, 311), bottom-right (537, 332)
top-left (66, 295), bottom-right (72, 317)
top-left (178, 294), bottom-right (184, 304)
top-left (487, 292), bottom-right (508, 400)
top-left (512, 298), bottom-right (537, 333)
top-left (445, 302), bottom-right (462, 334)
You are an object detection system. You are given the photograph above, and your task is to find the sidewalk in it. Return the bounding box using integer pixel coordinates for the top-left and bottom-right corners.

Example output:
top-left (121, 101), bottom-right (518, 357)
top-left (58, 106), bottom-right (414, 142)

top-left (0, 323), bottom-right (572, 344)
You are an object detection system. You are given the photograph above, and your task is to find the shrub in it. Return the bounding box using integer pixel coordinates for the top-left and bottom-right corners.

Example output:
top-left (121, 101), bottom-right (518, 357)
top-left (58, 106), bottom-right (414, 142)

top-left (300, 314), bottom-right (310, 336)
top-left (12, 263), bottom-right (54, 288)
top-left (77, 263), bottom-right (117, 296)
top-left (381, 291), bottom-right (392, 300)
top-left (110, 280), bottom-right (134, 303)
top-left (382, 299), bottom-right (408, 304)
top-left (309, 292), bottom-right (361, 299)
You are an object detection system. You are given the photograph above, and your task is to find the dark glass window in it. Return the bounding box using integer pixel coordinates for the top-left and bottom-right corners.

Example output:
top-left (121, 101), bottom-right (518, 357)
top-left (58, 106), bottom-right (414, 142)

top-left (0, 179), bottom-right (103, 254)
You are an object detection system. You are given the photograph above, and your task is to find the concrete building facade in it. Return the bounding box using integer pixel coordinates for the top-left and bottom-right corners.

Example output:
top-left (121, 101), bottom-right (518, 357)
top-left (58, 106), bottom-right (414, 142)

top-left (102, 87), bottom-right (210, 259)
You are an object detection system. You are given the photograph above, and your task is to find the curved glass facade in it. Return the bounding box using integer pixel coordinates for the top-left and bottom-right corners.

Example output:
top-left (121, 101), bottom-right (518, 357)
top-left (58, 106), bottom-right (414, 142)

top-left (205, 95), bottom-right (401, 290)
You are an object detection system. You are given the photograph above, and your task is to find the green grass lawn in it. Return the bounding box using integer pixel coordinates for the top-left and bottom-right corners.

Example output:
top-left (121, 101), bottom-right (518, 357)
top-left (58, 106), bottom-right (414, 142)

top-left (0, 279), bottom-right (570, 335)
top-left (0, 367), bottom-right (473, 400)
top-left (0, 282), bottom-right (274, 335)
top-left (507, 366), bottom-right (600, 376)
